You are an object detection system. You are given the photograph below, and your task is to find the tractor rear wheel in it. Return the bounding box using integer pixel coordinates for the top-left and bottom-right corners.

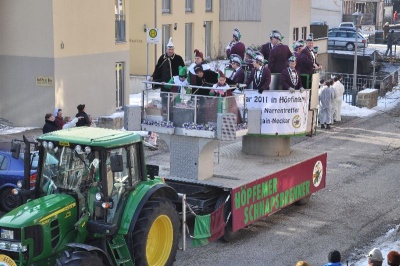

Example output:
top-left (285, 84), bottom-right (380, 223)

top-left (56, 250), bottom-right (103, 266)
top-left (130, 198), bottom-right (180, 266)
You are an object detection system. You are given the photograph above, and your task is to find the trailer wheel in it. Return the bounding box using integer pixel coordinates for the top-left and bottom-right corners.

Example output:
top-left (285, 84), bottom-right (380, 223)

top-left (130, 198), bottom-right (180, 266)
top-left (56, 250), bottom-right (104, 266)
top-left (0, 188), bottom-right (22, 212)
top-left (215, 194), bottom-right (237, 242)
top-left (295, 195), bottom-right (311, 206)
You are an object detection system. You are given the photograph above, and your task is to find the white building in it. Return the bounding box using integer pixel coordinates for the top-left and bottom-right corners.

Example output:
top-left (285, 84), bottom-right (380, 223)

top-left (311, 0), bottom-right (342, 28)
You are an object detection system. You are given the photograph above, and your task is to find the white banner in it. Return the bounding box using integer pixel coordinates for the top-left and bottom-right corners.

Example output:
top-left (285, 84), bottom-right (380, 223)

top-left (245, 90), bottom-right (310, 135)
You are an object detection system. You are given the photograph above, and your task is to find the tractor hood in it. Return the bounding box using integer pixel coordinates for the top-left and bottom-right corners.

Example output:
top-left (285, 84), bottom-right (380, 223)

top-left (0, 194), bottom-right (76, 228)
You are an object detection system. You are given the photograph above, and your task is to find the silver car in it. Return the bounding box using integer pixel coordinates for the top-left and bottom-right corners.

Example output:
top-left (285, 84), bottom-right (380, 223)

top-left (328, 30), bottom-right (367, 51)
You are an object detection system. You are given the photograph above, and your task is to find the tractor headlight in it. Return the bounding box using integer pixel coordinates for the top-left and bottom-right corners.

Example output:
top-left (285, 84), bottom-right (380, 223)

top-left (84, 146), bottom-right (91, 154)
top-left (0, 241), bottom-right (27, 252)
top-left (16, 181), bottom-right (23, 189)
top-left (75, 145), bottom-right (82, 153)
top-left (95, 193), bottom-right (102, 201)
top-left (47, 142), bottom-right (54, 150)
top-left (1, 229), bottom-right (14, 240)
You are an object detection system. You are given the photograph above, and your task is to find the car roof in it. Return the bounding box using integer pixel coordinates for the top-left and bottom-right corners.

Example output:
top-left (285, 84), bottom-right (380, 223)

top-left (329, 27), bottom-right (356, 32)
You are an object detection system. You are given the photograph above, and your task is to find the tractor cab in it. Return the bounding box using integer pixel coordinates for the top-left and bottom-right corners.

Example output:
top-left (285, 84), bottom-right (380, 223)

top-left (36, 129), bottom-right (145, 227)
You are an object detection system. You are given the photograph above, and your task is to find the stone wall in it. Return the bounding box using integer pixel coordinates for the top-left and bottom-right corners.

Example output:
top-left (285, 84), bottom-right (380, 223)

top-left (357, 89), bottom-right (378, 109)
top-left (96, 116), bottom-right (124, 130)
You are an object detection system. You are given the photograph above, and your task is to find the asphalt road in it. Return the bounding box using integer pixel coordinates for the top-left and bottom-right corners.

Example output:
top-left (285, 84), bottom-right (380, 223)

top-left (1, 104), bottom-right (399, 265)
top-left (172, 104), bottom-right (400, 266)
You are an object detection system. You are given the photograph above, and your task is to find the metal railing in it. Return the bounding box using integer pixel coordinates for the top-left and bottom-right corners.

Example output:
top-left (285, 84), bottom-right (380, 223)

top-left (320, 67), bottom-right (400, 105)
top-left (142, 81), bottom-right (246, 127)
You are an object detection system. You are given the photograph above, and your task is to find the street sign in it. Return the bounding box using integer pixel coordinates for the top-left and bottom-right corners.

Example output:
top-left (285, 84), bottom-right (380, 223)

top-left (361, 25), bottom-right (375, 35)
top-left (146, 28), bottom-right (160, 44)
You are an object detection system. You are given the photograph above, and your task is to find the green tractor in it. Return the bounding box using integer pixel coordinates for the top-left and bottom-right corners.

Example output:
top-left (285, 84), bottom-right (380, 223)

top-left (0, 127), bottom-right (180, 266)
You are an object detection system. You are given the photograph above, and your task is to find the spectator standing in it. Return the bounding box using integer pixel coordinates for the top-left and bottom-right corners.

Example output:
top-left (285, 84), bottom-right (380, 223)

top-left (319, 80), bottom-right (335, 129)
top-left (54, 109), bottom-right (65, 130)
top-left (383, 22), bottom-right (390, 40)
top-left (394, 11), bottom-right (398, 24)
top-left (385, 30), bottom-right (396, 57)
top-left (149, 37), bottom-right (185, 91)
top-left (324, 250), bottom-right (342, 266)
top-left (387, 250), bottom-right (400, 266)
top-left (280, 56), bottom-right (304, 93)
top-left (226, 28), bottom-right (246, 60)
top-left (42, 113), bottom-right (58, 134)
top-left (268, 30), bottom-right (293, 74)
top-left (245, 53), bottom-right (271, 94)
top-left (63, 116), bottom-right (80, 129)
top-left (366, 247), bottom-right (384, 266)
top-left (229, 54), bottom-right (245, 84)
top-left (75, 104), bottom-right (90, 127)
top-left (332, 75), bottom-right (345, 122)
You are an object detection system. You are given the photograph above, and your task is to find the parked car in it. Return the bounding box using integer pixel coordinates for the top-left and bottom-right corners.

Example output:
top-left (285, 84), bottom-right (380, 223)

top-left (339, 22), bottom-right (356, 29)
top-left (328, 30), bottom-right (367, 51)
top-left (0, 151), bottom-right (37, 211)
top-left (329, 26), bottom-right (356, 32)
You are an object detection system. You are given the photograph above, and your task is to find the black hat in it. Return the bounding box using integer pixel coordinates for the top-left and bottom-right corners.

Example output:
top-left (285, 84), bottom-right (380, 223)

top-left (328, 250), bottom-right (341, 263)
top-left (77, 104), bottom-right (85, 111)
top-left (194, 64), bottom-right (203, 73)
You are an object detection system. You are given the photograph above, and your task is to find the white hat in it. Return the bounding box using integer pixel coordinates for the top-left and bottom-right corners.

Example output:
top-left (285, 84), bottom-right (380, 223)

top-left (233, 28), bottom-right (241, 40)
top-left (253, 52), bottom-right (265, 64)
top-left (230, 54), bottom-right (242, 65)
top-left (367, 248), bottom-right (384, 262)
top-left (270, 30), bottom-right (282, 41)
top-left (166, 37), bottom-right (174, 48)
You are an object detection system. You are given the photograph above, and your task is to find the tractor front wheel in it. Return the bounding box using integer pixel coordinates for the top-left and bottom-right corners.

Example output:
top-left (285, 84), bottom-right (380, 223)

top-left (130, 198), bottom-right (180, 266)
top-left (56, 250), bottom-right (104, 266)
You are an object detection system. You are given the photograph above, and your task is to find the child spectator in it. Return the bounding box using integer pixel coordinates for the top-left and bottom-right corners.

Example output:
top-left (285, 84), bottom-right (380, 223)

top-left (295, 261), bottom-right (311, 266)
top-left (324, 250), bottom-right (342, 266)
top-left (210, 71), bottom-right (230, 97)
top-left (388, 250), bottom-right (400, 266)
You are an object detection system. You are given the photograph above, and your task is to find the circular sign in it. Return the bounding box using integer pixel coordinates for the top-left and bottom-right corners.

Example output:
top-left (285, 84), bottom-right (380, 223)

top-left (149, 29), bottom-right (158, 38)
top-left (312, 160), bottom-right (323, 187)
top-left (0, 255), bottom-right (17, 266)
top-left (292, 114), bottom-right (301, 128)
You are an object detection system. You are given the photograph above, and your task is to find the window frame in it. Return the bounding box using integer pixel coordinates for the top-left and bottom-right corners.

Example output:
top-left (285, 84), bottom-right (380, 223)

top-left (185, 0), bottom-right (194, 12)
top-left (162, 0), bottom-right (171, 14)
top-left (293, 27), bottom-right (299, 41)
top-left (185, 23), bottom-right (194, 63)
top-left (206, 0), bottom-right (213, 12)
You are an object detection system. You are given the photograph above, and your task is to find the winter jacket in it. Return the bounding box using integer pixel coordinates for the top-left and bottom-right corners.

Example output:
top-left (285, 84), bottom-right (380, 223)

top-left (324, 262), bottom-right (342, 266)
top-left (42, 120), bottom-right (58, 134)
top-left (75, 111), bottom-right (90, 127)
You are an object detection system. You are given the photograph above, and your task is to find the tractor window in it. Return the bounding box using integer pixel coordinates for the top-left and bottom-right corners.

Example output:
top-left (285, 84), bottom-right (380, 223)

top-left (105, 144), bottom-right (141, 223)
top-left (128, 144), bottom-right (140, 186)
top-left (40, 146), bottom-right (99, 195)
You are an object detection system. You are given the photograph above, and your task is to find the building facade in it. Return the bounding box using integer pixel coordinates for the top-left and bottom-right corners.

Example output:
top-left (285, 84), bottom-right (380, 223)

top-left (342, 0), bottom-right (384, 29)
top-left (129, 0), bottom-right (220, 80)
top-left (219, 0), bottom-right (313, 55)
top-left (311, 0), bottom-right (343, 28)
top-left (0, 0), bottom-right (130, 127)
